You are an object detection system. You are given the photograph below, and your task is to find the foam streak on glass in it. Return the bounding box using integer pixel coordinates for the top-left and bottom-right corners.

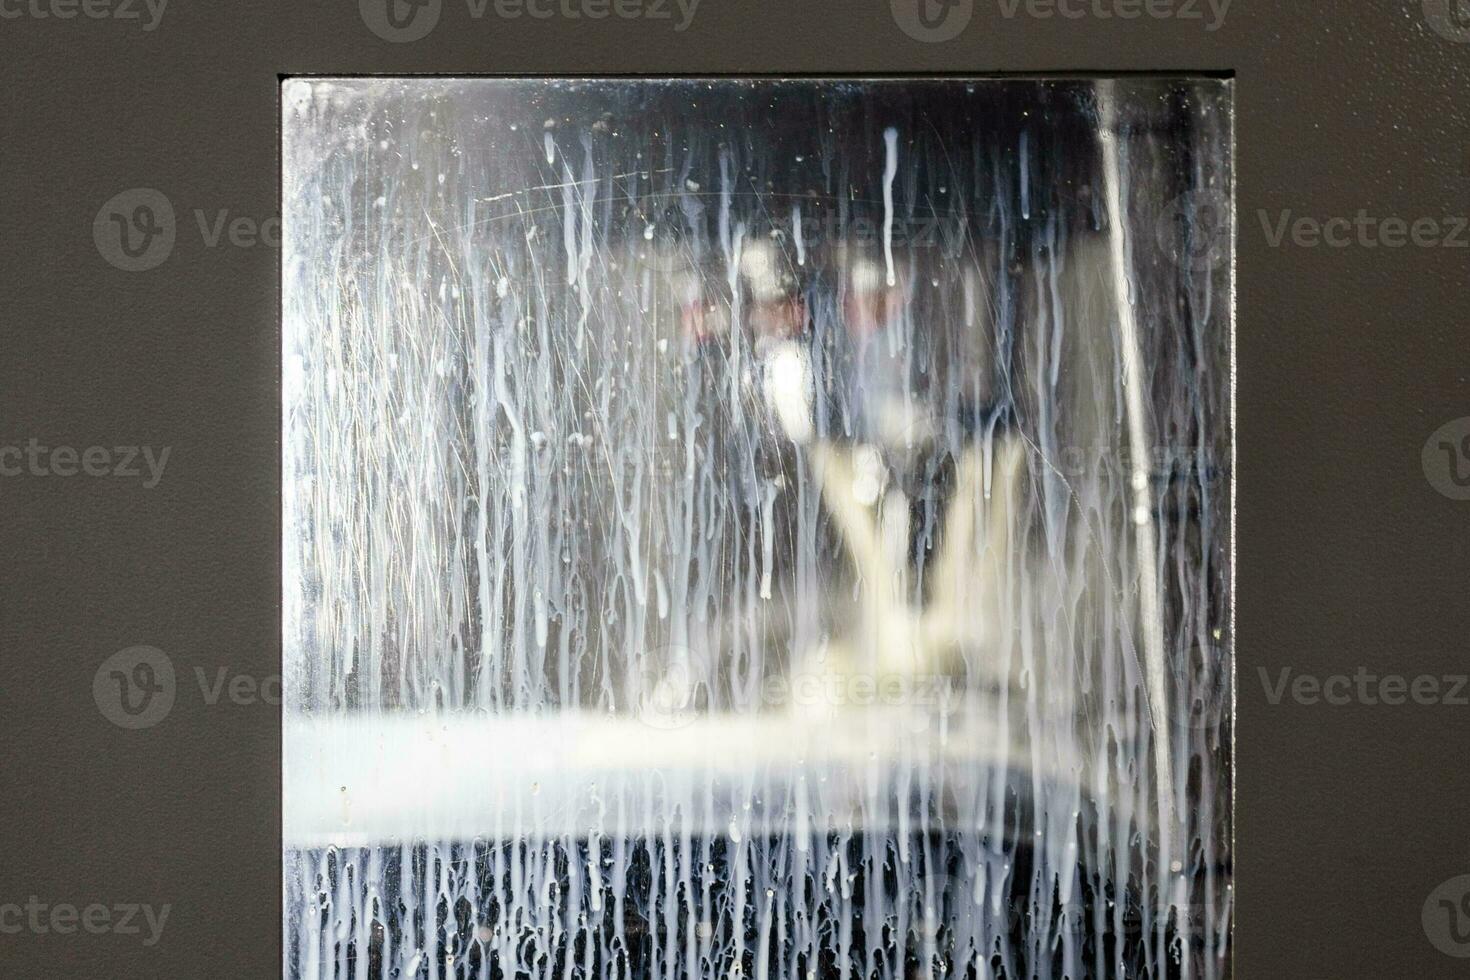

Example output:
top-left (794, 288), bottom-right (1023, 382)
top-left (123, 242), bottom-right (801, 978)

top-left (283, 77), bottom-right (1232, 980)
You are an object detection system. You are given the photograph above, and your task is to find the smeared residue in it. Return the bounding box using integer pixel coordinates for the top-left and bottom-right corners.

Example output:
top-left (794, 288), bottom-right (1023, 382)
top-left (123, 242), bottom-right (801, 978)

top-left (282, 77), bottom-right (1232, 980)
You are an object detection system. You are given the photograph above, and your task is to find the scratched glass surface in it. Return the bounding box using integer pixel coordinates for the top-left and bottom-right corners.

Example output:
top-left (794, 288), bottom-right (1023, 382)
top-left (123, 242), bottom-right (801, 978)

top-left (283, 78), bottom-right (1232, 979)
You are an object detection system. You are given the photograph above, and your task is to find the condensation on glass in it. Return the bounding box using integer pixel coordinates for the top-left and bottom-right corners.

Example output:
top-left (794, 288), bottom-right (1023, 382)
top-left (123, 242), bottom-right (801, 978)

top-left (283, 77), bottom-right (1232, 979)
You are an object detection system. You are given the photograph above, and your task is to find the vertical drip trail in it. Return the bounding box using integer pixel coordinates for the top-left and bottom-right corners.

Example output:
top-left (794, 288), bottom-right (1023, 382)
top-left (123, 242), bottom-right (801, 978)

top-left (283, 78), bottom-right (1232, 980)
top-left (1097, 79), bottom-right (1175, 848)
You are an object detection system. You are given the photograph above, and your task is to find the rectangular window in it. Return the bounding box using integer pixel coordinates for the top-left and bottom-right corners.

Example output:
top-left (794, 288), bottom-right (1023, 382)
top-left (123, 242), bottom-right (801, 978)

top-left (283, 76), bottom-right (1232, 979)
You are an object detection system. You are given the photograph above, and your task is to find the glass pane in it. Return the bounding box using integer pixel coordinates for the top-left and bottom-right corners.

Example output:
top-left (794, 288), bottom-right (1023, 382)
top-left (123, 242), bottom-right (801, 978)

top-left (283, 76), bottom-right (1232, 980)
